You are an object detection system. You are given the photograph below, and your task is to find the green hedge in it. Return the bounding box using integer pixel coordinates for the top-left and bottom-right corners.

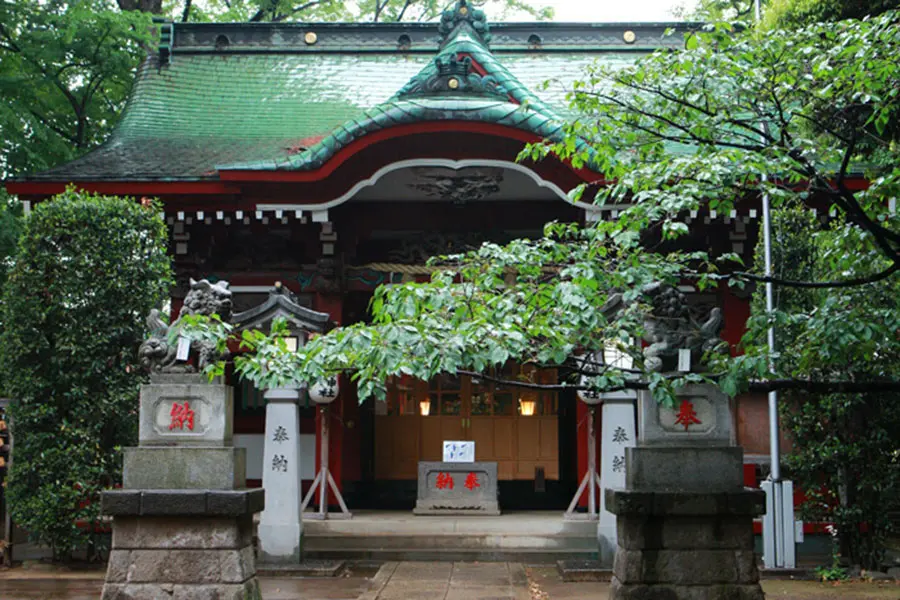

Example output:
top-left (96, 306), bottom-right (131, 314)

top-left (0, 188), bottom-right (172, 560)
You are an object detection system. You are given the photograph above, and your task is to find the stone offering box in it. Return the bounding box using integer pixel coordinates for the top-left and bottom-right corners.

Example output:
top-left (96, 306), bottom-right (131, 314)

top-left (414, 461), bottom-right (500, 516)
top-left (630, 384), bottom-right (742, 493)
top-left (638, 383), bottom-right (735, 447)
top-left (139, 374), bottom-right (233, 447)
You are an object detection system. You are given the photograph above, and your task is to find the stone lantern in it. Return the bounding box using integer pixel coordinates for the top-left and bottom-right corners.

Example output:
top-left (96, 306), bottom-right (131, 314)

top-left (232, 282), bottom-right (331, 564)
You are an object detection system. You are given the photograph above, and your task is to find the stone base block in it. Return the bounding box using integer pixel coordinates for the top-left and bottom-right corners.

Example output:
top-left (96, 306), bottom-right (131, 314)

top-left (637, 385), bottom-right (735, 447)
top-left (605, 488), bottom-right (766, 518)
top-left (613, 548), bottom-right (759, 585)
top-left (625, 446), bottom-right (744, 492)
top-left (617, 515), bottom-right (755, 551)
top-left (103, 515), bottom-right (261, 600)
top-left (105, 547), bottom-right (256, 584)
top-left (101, 579), bottom-right (260, 600)
top-left (124, 447), bottom-right (246, 490)
top-left (610, 576), bottom-right (765, 600)
top-left (608, 487), bottom-right (765, 599)
top-left (112, 516), bottom-right (254, 550)
top-left (102, 489), bottom-right (264, 519)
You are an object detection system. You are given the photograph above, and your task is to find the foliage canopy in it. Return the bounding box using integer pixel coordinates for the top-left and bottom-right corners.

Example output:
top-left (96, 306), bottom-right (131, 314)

top-left (0, 1), bottom-right (153, 179)
top-left (753, 208), bottom-right (900, 570)
top-left (165, 0), bottom-right (552, 23)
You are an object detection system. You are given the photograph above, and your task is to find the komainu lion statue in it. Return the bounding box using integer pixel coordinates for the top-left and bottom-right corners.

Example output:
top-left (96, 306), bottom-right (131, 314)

top-left (640, 283), bottom-right (726, 373)
top-left (600, 283), bottom-right (726, 373)
top-left (138, 279), bottom-right (233, 373)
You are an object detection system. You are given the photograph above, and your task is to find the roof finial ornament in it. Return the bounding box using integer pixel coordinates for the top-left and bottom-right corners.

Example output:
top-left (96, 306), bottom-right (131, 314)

top-left (438, 0), bottom-right (491, 45)
top-left (395, 52), bottom-right (508, 99)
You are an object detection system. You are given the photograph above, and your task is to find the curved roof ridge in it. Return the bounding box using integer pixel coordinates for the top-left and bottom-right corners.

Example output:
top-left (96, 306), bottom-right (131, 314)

top-left (218, 97), bottom-right (567, 172)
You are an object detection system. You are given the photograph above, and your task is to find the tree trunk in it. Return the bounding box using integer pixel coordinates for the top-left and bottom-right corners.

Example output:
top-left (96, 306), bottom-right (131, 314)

top-left (116, 0), bottom-right (163, 13)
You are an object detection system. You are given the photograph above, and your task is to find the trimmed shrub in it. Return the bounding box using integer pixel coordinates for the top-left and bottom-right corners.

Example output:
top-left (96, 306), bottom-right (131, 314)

top-left (0, 188), bottom-right (172, 560)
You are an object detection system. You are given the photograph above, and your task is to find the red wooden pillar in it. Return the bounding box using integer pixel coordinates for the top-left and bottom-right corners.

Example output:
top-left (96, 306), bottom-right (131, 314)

top-left (575, 400), bottom-right (601, 508)
top-left (341, 378), bottom-right (361, 482)
top-left (721, 285), bottom-right (750, 354)
top-left (171, 297), bottom-right (184, 319)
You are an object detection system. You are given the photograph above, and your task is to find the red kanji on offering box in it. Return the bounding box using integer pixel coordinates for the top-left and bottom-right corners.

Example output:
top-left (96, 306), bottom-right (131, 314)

top-left (436, 472), bottom-right (454, 490)
top-left (169, 401), bottom-right (195, 431)
top-left (464, 472), bottom-right (480, 491)
top-left (674, 399), bottom-right (701, 431)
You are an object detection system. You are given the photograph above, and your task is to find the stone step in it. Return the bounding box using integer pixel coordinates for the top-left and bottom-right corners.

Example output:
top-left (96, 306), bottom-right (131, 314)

top-left (298, 510), bottom-right (600, 563)
top-left (302, 511), bottom-right (596, 537)
top-left (303, 547), bottom-right (599, 563)
top-left (256, 560), bottom-right (347, 577)
top-left (306, 533), bottom-right (598, 551)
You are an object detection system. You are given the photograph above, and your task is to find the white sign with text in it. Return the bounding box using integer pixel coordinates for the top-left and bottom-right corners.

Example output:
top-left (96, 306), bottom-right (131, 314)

top-left (443, 441), bottom-right (475, 463)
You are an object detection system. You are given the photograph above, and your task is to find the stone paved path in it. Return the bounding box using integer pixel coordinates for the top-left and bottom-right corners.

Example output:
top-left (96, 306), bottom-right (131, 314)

top-left (363, 561), bottom-right (531, 600)
top-left (0, 562), bottom-right (897, 599)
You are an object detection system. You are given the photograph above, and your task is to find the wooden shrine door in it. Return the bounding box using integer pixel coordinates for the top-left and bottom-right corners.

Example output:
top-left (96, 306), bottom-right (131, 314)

top-left (374, 368), bottom-right (559, 481)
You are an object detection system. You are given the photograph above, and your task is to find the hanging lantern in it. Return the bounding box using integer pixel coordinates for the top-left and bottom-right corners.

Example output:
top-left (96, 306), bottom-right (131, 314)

top-left (575, 350), bottom-right (604, 406)
top-left (576, 374), bottom-right (604, 406)
top-left (518, 398), bottom-right (536, 416)
top-left (309, 375), bottom-right (340, 404)
top-left (419, 400), bottom-right (431, 416)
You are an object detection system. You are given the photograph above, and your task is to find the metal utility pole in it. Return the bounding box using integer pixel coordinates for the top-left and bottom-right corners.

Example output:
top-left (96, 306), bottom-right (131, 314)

top-left (755, 0), bottom-right (795, 569)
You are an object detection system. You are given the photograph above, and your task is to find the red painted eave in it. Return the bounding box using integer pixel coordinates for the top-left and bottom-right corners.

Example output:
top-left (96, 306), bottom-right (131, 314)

top-left (5, 180), bottom-right (240, 197)
top-left (218, 121), bottom-right (600, 184)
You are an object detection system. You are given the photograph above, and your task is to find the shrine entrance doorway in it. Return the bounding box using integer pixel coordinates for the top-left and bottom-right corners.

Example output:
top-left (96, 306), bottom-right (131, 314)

top-left (374, 366), bottom-right (559, 482)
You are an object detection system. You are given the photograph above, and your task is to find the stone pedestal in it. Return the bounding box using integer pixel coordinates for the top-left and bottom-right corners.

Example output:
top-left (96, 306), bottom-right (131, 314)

top-left (606, 384), bottom-right (765, 600)
top-left (414, 461), bottom-right (500, 515)
top-left (606, 489), bottom-right (765, 600)
top-left (123, 447), bottom-right (246, 490)
top-left (102, 377), bottom-right (264, 600)
top-left (101, 490), bottom-right (263, 600)
top-left (258, 387), bottom-right (304, 563)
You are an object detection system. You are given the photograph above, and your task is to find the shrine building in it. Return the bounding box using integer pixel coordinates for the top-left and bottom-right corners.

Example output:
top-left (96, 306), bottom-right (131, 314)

top-left (7, 1), bottom-right (791, 533)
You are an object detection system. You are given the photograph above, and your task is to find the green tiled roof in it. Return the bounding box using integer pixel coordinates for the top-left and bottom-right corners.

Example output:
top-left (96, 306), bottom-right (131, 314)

top-left (222, 24), bottom-right (590, 172)
top-left (20, 14), bottom-right (691, 182)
